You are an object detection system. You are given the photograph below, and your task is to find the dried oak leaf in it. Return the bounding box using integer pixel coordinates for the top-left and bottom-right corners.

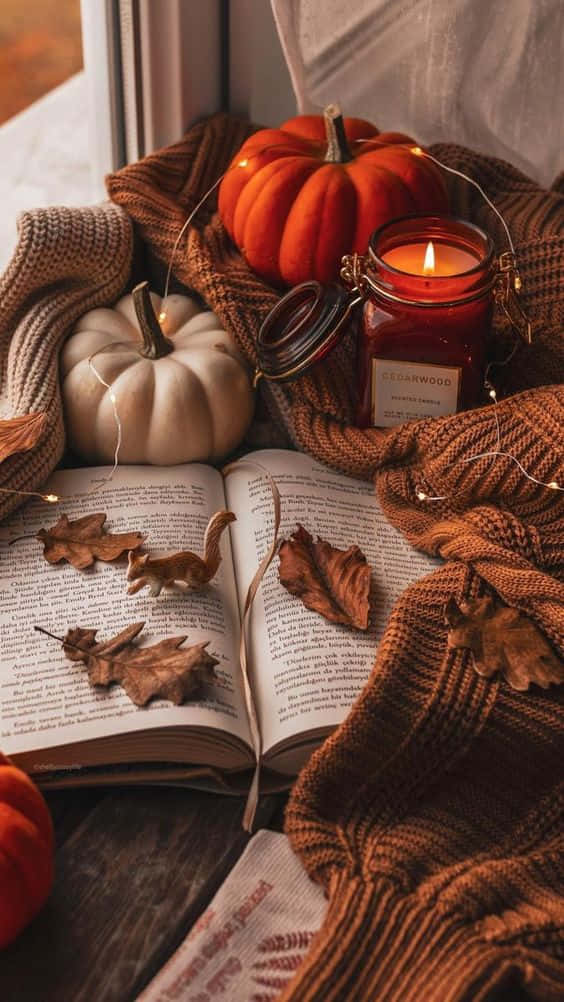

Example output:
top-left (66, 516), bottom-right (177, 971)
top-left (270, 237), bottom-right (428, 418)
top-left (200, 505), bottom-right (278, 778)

top-left (278, 524), bottom-right (371, 629)
top-left (0, 412), bottom-right (46, 462)
top-left (63, 621), bottom-right (218, 706)
top-left (37, 513), bottom-right (145, 569)
top-left (445, 594), bottom-right (563, 691)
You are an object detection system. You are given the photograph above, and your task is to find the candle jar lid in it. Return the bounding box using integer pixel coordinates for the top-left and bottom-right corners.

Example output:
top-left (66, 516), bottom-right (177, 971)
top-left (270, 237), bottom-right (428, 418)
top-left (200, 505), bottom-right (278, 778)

top-left (366, 214), bottom-right (496, 307)
top-left (256, 280), bottom-right (360, 383)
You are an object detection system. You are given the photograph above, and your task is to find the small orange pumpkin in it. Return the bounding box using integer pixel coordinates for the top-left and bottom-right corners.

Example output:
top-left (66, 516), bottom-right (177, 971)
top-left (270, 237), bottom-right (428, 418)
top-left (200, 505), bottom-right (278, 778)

top-left (0, 753), bottom-right (54, 947)
top-left (218, 103), bottom-right (448, 287)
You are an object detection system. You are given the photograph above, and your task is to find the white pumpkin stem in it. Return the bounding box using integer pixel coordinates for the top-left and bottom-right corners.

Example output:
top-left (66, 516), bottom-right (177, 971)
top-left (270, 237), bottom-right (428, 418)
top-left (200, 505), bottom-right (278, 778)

top-left (323, 103), bottom-right (352, 164)
top-left (132, 282), bottom-right (175, 359)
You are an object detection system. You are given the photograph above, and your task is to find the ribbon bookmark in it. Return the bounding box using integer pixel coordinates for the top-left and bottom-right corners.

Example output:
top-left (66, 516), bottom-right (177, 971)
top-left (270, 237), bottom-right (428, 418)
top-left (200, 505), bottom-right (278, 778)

top-left (223, 461), bottom-right (282, 832)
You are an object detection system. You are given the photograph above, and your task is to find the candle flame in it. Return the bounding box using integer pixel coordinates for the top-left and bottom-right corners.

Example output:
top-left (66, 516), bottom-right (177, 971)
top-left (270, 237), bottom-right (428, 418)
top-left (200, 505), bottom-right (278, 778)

top-left (423, 241), bottom-right (435, 275)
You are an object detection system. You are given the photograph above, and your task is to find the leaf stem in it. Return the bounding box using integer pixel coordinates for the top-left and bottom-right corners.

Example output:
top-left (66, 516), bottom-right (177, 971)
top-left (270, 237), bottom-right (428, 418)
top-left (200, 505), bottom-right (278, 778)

top-left (34, 625), bottom-right (92, 657)
top-left (34, 625), bottom-right (66, 644)
top-left (35, 624), bottom-right (129, 666)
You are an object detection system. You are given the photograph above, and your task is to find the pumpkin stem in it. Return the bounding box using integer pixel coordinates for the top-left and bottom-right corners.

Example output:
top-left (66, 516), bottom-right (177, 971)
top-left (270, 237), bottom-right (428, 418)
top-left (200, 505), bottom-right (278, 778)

top-left (132, 282), bottom-right (175, 359)
top-left (323, 103), bottom-right (352, 163)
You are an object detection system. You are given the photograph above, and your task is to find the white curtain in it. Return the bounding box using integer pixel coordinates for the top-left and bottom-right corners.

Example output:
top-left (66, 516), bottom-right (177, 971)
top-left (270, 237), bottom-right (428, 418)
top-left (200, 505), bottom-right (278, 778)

top-left (271, 0), bottom-right (564, 186)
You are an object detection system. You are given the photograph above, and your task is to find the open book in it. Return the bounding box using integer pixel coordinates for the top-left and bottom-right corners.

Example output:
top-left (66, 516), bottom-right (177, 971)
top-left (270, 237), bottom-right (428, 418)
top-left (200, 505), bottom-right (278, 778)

top-left (0, 450), bottom-right (438, 791)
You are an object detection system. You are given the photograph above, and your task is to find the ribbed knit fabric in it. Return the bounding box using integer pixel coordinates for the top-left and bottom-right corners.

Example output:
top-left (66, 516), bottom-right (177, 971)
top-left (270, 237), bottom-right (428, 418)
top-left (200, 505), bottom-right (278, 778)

top-left (275, 873), bottom-right (564, 1002)
top-left (106, 115), bottom-right (563, 1000)
top-left (0, 202), bottom-right (133, 521)
top-left (276, 557), bottom-right (563, 1001)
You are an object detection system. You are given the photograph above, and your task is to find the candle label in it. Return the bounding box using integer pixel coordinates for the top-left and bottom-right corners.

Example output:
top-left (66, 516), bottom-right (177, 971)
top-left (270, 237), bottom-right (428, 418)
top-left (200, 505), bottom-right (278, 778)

top-left (371, 358), bottom-right (461, 426)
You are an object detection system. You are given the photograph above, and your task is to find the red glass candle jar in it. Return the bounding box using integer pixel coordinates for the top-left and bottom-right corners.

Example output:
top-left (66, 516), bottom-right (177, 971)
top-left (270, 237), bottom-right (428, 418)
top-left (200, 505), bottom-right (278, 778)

top-left (355, 215), bottom-right (496, 426)
top-left (255, 214), bottom-right (498, 428)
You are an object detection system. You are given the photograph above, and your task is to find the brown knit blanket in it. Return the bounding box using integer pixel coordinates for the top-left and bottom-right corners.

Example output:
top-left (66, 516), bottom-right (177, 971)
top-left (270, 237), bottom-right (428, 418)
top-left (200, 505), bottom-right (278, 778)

top-left (106, 115), bottom-right (563, 1000)
top-left (0, 114), bottom-right (562, 999)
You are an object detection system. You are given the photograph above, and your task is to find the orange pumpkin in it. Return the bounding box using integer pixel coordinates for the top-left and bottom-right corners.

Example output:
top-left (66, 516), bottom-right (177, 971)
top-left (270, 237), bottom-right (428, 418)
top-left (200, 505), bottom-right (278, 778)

top-left (218, 104), bottom-right (448, 287)
top-left (0, 753), bottom-right (54, 947)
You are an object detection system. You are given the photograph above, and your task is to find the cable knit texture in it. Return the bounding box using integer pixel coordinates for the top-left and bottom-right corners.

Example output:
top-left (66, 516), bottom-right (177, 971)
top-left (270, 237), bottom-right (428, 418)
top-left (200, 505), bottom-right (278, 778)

top-left (107, 115), bottom-right (564, 1001)
top-left (0, 202), bottom-right (133, 520)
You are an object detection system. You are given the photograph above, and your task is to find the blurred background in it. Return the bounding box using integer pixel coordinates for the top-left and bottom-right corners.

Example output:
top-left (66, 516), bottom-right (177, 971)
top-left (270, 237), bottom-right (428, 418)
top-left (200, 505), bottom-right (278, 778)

top-left (0, 0), bottom-right (82, 124)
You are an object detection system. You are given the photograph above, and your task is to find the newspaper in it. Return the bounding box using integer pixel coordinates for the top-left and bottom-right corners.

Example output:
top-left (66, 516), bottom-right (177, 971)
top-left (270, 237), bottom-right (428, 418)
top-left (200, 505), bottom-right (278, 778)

top-left (137, 830), bottom-right (327, 1002)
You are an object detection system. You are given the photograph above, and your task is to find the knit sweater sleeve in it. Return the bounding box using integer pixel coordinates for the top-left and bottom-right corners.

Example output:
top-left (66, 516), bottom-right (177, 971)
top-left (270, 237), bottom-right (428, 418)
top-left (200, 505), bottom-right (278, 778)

top-left (281, 553), bottom-right (563, 1001)
top-left (0, 203), bottom-right (133, 521)
top-left (280, 514), bottom-right (564, 1002)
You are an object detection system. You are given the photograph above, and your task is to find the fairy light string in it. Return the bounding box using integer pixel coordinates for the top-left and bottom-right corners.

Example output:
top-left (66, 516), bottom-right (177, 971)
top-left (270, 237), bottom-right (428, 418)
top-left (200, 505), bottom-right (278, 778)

top-left (161, 172), bottom-right (229, 310)
top-left (414, 378), bottom-right (563, 503)
top-left (2, 136), bottom-right (559, 507)
top-left (409, 146), bottom-right (517, 257)
top-left (0, 486), bottom-right (59, 503)
top-left (86, 356), bottom-right (123, 487)
top-left (159, 141), bottom-right (300, 310)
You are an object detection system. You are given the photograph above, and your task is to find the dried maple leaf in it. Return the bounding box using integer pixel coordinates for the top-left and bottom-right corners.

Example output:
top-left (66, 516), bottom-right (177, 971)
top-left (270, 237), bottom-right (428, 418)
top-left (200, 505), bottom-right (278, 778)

top-left (445, 594), bottom-right (563, 691)
top-left (278, 524), bottom-right (371, 629)
top-left (0, 412), bottom-right (46, 462)
top-left (62, 622), bottom-right (218, 706)
top-left (37, 513), bottom-right (145, 570)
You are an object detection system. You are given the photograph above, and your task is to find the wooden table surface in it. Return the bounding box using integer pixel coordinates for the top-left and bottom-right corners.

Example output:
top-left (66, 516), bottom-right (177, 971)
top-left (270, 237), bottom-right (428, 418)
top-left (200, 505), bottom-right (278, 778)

top-left (0, 787), bottom-right (286, 1002)
top-left (0, 786), bottom-right (534, 1002)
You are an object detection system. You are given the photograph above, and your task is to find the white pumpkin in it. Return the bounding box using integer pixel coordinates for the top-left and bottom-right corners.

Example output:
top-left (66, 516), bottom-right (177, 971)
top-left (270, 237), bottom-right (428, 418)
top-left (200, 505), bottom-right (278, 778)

top-left (61, 283), bottom-right (254, 465)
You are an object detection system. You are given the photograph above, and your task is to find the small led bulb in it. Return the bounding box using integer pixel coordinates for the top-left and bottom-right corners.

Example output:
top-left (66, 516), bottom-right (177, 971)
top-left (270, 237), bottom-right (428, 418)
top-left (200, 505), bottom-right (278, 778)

top-left (158, 311), bottom-right (167, 323)
top-left (547, 481), bottom-right (560, 490)
top-left (489, 388), bottom-right (497, 400)
top-left (238, 159), bottom-right (249, 168)
top-left (43, 494), bottom-right (59, 503)
top-left (416, 490), bottom-right (427, 501)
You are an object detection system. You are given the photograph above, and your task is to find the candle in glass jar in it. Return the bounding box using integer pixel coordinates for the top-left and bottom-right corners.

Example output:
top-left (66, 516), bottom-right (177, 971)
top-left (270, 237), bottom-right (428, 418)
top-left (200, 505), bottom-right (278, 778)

top-left (254, 216), bottom-right (497, 432)
top-left (382, 240), bottom-right (480, 277)
top-left (356, 215), bottom-right (497, 427)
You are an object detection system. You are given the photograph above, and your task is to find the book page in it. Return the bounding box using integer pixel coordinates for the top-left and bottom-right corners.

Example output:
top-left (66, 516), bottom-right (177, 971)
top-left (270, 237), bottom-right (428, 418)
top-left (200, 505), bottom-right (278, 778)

top-left (0, 465), bottom-right (251, 761)
top-left (225, 450), bottom-right (440, 753)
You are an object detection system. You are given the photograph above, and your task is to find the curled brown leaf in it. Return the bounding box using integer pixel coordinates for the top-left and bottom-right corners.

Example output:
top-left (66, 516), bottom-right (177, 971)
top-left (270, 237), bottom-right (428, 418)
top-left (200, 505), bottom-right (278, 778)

top-left (278, 524), bottom-right (371, 630)
top-left (445, 594), bottom-right (563, 691)
top-left (0, 412), bottom-right (46, 462)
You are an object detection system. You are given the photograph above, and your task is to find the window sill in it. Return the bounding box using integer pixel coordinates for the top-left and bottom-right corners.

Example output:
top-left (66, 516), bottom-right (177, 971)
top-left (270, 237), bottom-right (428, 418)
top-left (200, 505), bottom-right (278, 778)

top-left (0, 72), bottom-right (93, 275)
